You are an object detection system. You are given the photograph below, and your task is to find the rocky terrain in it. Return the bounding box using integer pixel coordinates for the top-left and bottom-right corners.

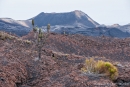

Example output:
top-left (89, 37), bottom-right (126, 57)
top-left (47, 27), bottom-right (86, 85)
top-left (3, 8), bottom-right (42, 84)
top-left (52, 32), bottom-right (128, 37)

top-left (0, 31), bottom-right (130, 87)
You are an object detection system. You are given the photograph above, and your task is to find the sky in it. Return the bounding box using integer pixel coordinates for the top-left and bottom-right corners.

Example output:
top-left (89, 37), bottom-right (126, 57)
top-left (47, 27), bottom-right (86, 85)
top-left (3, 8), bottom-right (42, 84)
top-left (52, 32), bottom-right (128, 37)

top-left (0, 0), bottom-right (130, 25)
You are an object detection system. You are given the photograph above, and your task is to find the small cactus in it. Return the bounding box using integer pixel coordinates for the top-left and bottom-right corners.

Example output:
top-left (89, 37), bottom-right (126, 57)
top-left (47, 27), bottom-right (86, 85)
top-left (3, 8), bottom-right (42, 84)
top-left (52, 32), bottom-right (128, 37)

top-left (32, 19), bottom-right (34, 27)
top-left (63, 30), bottom-right (66, 35)
top-left (47, 24), bottom-right (50, 34)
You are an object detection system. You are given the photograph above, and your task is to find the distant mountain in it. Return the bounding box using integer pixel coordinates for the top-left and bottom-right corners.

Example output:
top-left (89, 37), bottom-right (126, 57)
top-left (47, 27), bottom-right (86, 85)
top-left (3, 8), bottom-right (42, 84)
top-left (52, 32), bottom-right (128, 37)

top-left (108, 23), bottom-right (130, 33)
top-left (31, 10), bottom-right (99, 27)
top-left (110, 24), bottom-right (121, 29)
top-left (54, 26), bottom-right (130, 38)
top-left (0, 18), bottom-right (32, 28)
top-left (0, 10), bottom-right (130, 38)
top-left (0, 18), bottom-right (31, 36)
top-left (0, 10), bottom-right (99, 36)
top-left (120, 24), bottom-right (130, 32)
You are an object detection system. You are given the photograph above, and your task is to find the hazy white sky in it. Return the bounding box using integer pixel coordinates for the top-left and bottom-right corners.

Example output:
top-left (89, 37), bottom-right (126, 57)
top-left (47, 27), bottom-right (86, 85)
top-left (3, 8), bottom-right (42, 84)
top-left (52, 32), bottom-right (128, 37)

top-left (0, 0), bottom-right (130, 25)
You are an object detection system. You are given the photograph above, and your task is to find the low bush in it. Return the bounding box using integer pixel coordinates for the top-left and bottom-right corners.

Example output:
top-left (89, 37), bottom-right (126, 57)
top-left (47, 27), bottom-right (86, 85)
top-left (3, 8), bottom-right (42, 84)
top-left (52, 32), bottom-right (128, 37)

top-left (81, 57), bottom-right (118, 80)
top-left (25, 40), bottom-right (31, 44)
top-left (0, 32), bottom-right (16, 40)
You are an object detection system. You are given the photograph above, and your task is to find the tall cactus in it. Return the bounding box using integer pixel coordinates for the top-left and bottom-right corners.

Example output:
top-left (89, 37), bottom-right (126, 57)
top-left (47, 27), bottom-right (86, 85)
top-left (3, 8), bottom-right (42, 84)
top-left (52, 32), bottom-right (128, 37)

top-left (32, 19), bottom-right (34, 27)
top-left (47, 24), bottom-right (50, 34)
top-left (32, 19), bottom-right (37, 32)
top-left (31, 20), bottom-right (50, 59)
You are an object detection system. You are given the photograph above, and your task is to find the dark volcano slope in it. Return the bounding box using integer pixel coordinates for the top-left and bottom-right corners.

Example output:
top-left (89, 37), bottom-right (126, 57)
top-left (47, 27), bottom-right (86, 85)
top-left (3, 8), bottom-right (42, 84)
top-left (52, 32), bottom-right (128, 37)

top-left (32, 10), bottom-right (99, 27)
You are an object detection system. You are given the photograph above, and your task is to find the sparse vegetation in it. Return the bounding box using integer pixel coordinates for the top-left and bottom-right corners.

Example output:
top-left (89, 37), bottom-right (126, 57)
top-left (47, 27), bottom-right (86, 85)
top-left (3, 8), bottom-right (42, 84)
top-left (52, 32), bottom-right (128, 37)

top-left (0, 31), bottom-right (16, 40)
top-left (81, 57), bottom-right (118, 80)
top-left (32, 19), bottom-right (50, 59)
top-left (24, 40), bottom-right (31, 44)
top-left (47, 24), bottom-right (50, 34)
top-left (0, 29), bottom-right (130, 87)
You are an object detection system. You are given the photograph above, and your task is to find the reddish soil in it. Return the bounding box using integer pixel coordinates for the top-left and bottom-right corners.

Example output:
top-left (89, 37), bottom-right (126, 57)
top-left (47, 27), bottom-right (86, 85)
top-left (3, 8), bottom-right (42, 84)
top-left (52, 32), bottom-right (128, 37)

top-left (0, 31), bottom-right (130, 87)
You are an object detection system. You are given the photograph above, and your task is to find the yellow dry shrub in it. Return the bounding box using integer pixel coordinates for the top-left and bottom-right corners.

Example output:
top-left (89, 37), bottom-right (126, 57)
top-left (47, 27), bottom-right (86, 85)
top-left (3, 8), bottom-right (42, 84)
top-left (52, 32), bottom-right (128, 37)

top-left (85, 58), bottom-right (96, 73)
top-left (81, 67), bottom-right (87, 72)
top-left (81, 57), bottom-right (118, 80)
top-left (24, 40), bottom-right (31, 44)
top-left (95, 60), bottom-right (106, 73)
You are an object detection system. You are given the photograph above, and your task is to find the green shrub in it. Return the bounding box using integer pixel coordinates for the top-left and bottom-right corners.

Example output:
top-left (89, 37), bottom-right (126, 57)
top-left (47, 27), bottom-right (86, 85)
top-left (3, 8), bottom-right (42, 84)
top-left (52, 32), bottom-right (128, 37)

top-left (104, 62), bottom-right (118, 80)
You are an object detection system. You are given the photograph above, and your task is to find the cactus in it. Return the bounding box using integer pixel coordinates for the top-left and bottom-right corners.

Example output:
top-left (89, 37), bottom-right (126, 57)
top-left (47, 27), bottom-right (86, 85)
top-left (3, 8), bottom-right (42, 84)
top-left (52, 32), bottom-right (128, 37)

top-left (47, 24), bottom-right (50, 34)
top-left (63, 30), bottom-right (66, 35)
top-left (32, 20), bottom-right (50, 59)
top-left (32, 19), bottom-right (34, 27)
